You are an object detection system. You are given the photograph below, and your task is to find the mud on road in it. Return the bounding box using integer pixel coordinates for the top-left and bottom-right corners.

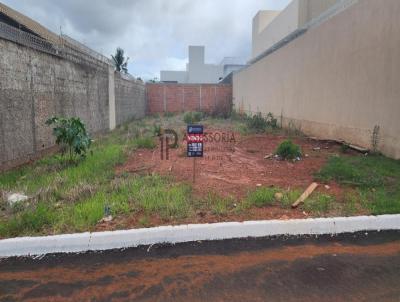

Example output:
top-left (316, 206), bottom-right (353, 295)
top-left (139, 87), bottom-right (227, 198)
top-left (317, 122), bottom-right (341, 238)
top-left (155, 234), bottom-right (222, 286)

top-left (0, 231), bottom-right (399, 301)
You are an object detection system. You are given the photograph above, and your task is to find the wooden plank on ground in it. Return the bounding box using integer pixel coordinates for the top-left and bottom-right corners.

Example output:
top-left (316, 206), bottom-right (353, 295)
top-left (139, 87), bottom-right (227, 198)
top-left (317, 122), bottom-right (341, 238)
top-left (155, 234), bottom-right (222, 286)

top-left (291, 182), bottom-right (318, 208)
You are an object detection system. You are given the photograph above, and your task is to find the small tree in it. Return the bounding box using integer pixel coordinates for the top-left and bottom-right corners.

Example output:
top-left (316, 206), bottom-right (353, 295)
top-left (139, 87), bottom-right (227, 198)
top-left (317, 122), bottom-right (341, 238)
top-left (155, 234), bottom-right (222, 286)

top-left (111, 47), bottom-right (129, 73)
top-left (46, 117), bottom-right (92, 162)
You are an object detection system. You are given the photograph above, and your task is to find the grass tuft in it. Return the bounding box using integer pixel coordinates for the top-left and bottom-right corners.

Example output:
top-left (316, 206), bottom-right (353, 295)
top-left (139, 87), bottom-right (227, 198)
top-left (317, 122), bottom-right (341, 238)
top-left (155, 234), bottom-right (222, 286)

top-left (134, 136), bottom-right (156, 149)
top-left (245, 187), bottom-right (277, 207)
top-left (302, 194), bottom-right (334, 215)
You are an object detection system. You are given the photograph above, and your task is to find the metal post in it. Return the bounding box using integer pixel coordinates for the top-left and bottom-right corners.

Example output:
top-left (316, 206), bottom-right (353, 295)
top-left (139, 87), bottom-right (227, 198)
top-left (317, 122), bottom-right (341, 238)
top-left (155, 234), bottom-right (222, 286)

top-left (192, 157), bottom-right (196, 183)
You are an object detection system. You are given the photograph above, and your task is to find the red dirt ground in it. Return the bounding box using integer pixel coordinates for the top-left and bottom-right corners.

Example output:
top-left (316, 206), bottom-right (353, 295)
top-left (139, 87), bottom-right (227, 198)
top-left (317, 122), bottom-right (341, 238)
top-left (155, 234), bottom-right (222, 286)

top-left (100, 129), bottom-right (360, 230)
top-left (118, 130), bottom-right (345, 199)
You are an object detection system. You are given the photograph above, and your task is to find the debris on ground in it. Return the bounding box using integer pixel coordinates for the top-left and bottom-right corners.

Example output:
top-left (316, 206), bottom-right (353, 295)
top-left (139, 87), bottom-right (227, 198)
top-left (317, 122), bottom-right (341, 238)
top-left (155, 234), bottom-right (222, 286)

top-left (264, 153), bottom-right (273, 159)
top-left (274, 192), bottom-right (283, 201)
top-left (7, 193), bottom-right (28, 206)
top-left (313, 147), bottom-right (321, 151)
top-left (292, 182), bottom-right (319, 208)
top-left (99, 215), bottom-right (113, 223)
top-left (324, 185), bottom-right (330, 190)
top-left (336, 140), bottom-right (369, 153)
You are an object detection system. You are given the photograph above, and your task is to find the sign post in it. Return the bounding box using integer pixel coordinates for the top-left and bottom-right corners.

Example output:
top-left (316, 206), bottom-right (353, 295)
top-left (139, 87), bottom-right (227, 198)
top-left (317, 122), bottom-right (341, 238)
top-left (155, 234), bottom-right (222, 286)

top-left (187, 125), bottom-right (203, 183)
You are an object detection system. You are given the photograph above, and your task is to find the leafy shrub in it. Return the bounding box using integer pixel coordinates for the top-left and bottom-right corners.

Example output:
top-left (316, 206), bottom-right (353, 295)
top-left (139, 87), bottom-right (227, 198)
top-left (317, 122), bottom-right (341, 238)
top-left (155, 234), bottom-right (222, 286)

top-left (276, 139), bottom-right (302, 159)
top-left (153, 123), bottom-right (162, 136)
top-left (265, 112), bottom-right (278, 128)
top-left (246, 112), bottom-right (278, 132)
top-left (46, 116), bottom-right (92, 161)
top-left (183, 111), bottom-right (203, 124)
top-left (246, 113), bottom-right (267, 132)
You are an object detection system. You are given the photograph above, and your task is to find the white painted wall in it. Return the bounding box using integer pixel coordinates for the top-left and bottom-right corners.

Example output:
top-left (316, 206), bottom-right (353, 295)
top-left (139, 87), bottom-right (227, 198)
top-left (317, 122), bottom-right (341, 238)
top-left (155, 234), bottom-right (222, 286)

top-left (252, 0), bottom-right (339, 60)
top-left (160, 70), bottom-right (187, 83)
top-left (160, 46), bottom-right (232, 84)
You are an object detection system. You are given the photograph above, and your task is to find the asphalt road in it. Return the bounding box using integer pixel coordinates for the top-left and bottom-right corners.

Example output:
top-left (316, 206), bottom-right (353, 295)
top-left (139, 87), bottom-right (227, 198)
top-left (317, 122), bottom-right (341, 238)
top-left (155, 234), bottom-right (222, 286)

top-left (0, 231), bottom-right (399, 302)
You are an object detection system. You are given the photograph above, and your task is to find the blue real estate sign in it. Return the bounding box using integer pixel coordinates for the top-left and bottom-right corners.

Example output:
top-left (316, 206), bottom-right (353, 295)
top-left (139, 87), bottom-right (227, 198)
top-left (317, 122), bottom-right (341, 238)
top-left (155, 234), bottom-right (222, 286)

top-left (187, 125), bottom-right (203, 157)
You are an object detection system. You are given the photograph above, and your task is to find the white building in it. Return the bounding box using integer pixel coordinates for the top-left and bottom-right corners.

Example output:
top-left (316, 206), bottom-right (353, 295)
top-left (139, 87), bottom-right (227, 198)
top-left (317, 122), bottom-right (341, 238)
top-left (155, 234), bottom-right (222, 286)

top-left (160, 46), bottom-right (245, 84)
top-left (251, 0), bottom-right (341, 62)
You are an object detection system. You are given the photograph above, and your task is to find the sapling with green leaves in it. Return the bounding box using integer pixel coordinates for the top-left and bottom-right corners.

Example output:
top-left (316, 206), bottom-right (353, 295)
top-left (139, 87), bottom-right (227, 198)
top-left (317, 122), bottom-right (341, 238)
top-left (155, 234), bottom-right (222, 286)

top-left (46, 116), bottom-right (92, 162)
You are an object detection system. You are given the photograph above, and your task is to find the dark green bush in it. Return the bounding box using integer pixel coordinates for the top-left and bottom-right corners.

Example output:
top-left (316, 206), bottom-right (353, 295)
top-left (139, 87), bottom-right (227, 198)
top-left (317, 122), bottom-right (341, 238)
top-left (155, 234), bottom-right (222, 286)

top-left (276, 139), bottom-right (302, 159)
top-left (46, 116), bottom-right (92, 161)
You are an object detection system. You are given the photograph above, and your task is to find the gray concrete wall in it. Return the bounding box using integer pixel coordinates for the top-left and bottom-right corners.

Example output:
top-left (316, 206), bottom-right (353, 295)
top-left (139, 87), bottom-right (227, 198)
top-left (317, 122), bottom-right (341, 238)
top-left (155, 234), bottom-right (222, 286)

top-left (114, 73), bottom-right (146, 125)
top-left (234, 0), bottom-right (400, 159)
top-left (0, 38), bottom-right (145, 170)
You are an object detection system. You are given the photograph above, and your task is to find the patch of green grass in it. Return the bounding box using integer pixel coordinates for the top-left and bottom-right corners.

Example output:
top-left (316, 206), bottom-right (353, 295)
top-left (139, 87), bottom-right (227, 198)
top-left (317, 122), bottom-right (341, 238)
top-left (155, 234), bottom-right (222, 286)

top-left (360, 188), bottom-right (400, 215)
top-left (1, 143), bottom-right (125, 197)
top-left (341, 191), bottom-right (359, 216)
top-left (245, 187), bottom-right (277, 207)
top-left (315, 154), bottom-right (400, 214)
top-left (107, 174), bottom-right (192, 220)
top-left (133, 136), bottom-right (156, 149)
top-left (235, 123), bottom-right (251, 136)
top-left (204, 193), bottom-right (235, 216)
top-left (0, 203), bottom-right (55, 237)
top-left (302, 194), bottom-right (334, 215)
top-left (66, 193), bottom-right (105, 231)
top-left (138, 178), bottom-right (191, 219)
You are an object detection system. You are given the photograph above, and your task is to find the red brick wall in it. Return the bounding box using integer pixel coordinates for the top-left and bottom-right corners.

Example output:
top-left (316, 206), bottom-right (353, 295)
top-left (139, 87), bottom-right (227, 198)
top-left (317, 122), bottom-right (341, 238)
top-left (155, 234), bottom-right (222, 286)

top-left (146, 83), bottom-right (232, 115)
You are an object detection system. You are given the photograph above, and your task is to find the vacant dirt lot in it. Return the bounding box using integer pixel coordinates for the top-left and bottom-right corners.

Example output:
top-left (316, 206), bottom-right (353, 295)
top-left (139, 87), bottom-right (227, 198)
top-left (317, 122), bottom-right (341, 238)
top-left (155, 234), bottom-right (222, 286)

top-left (119, 129), bottom-right (344, 199)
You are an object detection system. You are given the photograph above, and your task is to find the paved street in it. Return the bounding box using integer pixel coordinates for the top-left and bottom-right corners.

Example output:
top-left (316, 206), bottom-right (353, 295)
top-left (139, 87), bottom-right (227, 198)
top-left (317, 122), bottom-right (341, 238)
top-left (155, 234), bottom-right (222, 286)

top-left (0, 231), bottom-right (399, 301)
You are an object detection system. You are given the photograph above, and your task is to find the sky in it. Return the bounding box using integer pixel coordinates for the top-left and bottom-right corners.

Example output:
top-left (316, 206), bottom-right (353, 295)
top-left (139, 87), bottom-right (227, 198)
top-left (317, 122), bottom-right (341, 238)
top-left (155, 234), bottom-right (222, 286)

top-left (2, 0), bottom-right (290, 80)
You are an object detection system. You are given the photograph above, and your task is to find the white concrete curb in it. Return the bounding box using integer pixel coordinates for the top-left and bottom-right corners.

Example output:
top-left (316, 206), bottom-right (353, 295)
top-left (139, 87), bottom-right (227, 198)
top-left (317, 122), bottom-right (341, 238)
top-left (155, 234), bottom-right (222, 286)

top-left (0, 214), bottom-right (399, 257)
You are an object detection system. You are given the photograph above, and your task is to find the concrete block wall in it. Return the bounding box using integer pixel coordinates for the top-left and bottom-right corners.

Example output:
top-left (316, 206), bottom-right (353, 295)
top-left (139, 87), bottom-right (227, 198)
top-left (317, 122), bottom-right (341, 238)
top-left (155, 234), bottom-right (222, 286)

top-left (0, 38), bottom-right (146, 170)
top-left (146, 83), bottom-right (232, 115)
top-left (114, 74), bottom-right (146, 125)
